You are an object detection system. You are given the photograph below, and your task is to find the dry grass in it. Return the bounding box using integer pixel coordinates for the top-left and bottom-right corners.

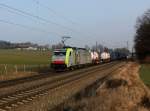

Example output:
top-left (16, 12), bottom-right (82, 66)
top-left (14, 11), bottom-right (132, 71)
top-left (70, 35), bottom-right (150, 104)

top-left (0, 72), bottom-right (37, 81)
top-left (63, 62), bottom-right (150, 111)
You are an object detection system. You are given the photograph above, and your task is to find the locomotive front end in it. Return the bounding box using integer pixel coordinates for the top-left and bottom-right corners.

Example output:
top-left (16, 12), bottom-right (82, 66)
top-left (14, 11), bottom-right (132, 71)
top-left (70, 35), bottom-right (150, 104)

top-left (51, 49), bottom-right (67, 70)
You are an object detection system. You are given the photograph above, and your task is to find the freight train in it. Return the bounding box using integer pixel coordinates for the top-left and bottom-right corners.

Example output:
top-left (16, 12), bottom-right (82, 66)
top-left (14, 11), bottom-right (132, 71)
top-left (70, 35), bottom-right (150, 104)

top-left (51, 46), bottom-right (127, 71)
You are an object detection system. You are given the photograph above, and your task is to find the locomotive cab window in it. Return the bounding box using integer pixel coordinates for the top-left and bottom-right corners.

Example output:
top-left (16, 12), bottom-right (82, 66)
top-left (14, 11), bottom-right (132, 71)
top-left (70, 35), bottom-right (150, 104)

top-left (54, 51), bottom-right (66, 56)
top-left (70, 52), bottom-right (71, 56)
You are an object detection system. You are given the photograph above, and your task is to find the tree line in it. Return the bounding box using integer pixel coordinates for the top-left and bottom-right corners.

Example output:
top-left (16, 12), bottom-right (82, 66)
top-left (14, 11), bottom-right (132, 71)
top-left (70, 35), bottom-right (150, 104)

top-left (135, 9), bottom-right (150, 63)
top-left (0, 40), bottom-right (49, 49)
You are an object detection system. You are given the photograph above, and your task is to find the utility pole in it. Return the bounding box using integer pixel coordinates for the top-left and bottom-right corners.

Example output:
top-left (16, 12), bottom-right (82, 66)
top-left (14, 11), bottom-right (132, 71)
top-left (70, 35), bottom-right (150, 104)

top-left (96, 41), bottom-right (98, 51)
top-left (127, 41), bottom-right (129, 51)
top-left (61, 36), bottom-right (71, 46)
top-left (132, 46), bottom-right (134, 58)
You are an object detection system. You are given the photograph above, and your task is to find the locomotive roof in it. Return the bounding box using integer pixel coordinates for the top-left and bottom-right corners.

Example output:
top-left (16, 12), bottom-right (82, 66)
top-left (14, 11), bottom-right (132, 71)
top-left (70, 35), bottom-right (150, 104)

top-left (63, 46), bottom-right (86, 50)
top-left (54, 49), bottom-right (66, 52)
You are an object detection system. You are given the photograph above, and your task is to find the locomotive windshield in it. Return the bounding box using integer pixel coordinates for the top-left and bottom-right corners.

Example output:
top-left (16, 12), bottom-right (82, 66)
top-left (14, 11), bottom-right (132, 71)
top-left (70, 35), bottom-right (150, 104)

top-left (54, 51), bottom-right (66, 56)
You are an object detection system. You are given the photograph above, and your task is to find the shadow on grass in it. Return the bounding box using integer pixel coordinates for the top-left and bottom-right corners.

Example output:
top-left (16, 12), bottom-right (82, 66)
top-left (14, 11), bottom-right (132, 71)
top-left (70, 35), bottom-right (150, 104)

top-left (106, 79), bottom-right (128, 89)
top-left (140, 96), bottom-right (150, 109)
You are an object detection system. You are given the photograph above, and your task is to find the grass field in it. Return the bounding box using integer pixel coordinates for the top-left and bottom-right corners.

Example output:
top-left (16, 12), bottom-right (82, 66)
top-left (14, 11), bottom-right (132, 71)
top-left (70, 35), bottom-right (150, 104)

top-left (0, 49), bottom-right (51, 75)
top-left (0, 49), bottom-right (51, 64)
top-left (140, 64), bottom-right (150, 86)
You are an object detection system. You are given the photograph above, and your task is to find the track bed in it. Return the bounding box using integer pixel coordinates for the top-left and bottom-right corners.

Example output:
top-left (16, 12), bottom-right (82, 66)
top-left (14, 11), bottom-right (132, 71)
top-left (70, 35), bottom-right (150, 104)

top-left (0, 62), bottom-right (125, 111)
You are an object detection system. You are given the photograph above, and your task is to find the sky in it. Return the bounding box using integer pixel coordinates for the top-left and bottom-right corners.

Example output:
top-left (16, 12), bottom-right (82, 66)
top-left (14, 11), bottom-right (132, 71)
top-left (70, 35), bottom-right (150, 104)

top-left (0, 0), bottom-right (150, 50)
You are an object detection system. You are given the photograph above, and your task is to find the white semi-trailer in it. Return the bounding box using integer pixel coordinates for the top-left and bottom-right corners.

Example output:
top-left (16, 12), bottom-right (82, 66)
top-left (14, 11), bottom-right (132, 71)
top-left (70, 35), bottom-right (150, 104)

top-left (101, 52), bottom-right (110, 62)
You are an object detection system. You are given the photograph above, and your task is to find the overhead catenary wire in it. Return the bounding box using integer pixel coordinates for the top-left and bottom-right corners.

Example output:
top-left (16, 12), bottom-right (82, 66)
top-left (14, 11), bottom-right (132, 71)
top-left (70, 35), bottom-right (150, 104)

top-left (0, 4), bottom-right (72, 39)
top-left (0, 6), bottom-right (51, 28)
top-left (0, 5), bottom-right (68, 38)
top-left (0, 2), bottom-right (100, 40)
top-left (0, 3), bottom-right (87, 37)
top-left (0, 3), bottom-right (66, 28)
top-left (32, 0), bottom-right (99, 39)
top-left (0, 2), bottom-right (101, 46)
top-left (33, 0), bottom-right (78, 26)
top-left (0, 6), bottom-right (38, 23)
top-left (0, 19), bottom-right (62, 37)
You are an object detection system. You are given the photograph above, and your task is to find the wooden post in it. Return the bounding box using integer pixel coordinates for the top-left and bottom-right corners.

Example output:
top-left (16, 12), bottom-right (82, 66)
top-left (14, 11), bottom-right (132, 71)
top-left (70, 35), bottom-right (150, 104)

top-left (4, 64), bottom-right (7, 75)
top-left (15, 65), bottom-right (18, 73)
top-left (24, 64), bottom-right (25, 72)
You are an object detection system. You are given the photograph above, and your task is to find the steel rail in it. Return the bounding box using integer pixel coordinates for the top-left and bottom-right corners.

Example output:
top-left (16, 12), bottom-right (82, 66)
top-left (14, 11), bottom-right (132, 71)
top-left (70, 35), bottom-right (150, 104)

top-left (0, 62), bottom-right (117, 98)
top-left (0, 62), bottom-right (114, 89)
top-left (0, 62), bottom-right (124, 111)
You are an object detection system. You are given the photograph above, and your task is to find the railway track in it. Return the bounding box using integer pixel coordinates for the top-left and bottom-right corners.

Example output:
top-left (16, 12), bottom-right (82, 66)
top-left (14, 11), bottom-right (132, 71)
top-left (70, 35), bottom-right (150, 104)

top-left (0, 62), bottom-right (117, 97)
top-left (0, 62), bottom-right (116, 97)
top-left (0, 61), bottom-right (125, 111)
top-left (0, 62), bottom-right (110, 89)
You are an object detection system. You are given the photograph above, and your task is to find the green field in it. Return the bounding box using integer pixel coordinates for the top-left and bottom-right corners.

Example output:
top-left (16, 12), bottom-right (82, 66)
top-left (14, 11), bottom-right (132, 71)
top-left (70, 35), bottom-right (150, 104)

top-left (140, 64), bottom-right (150, 86)
top-left (0, 49), bottom-right (51, 64)
top-left (0, 49), bottom-right (52, 74)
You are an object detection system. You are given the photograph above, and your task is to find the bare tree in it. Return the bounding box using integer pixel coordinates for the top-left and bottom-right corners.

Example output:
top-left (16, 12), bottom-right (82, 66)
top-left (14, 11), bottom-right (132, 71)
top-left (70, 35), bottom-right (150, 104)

top-left (52, 43), bottom-right (64, 49)
top-left (135, 9), bottom-right (150, 62)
